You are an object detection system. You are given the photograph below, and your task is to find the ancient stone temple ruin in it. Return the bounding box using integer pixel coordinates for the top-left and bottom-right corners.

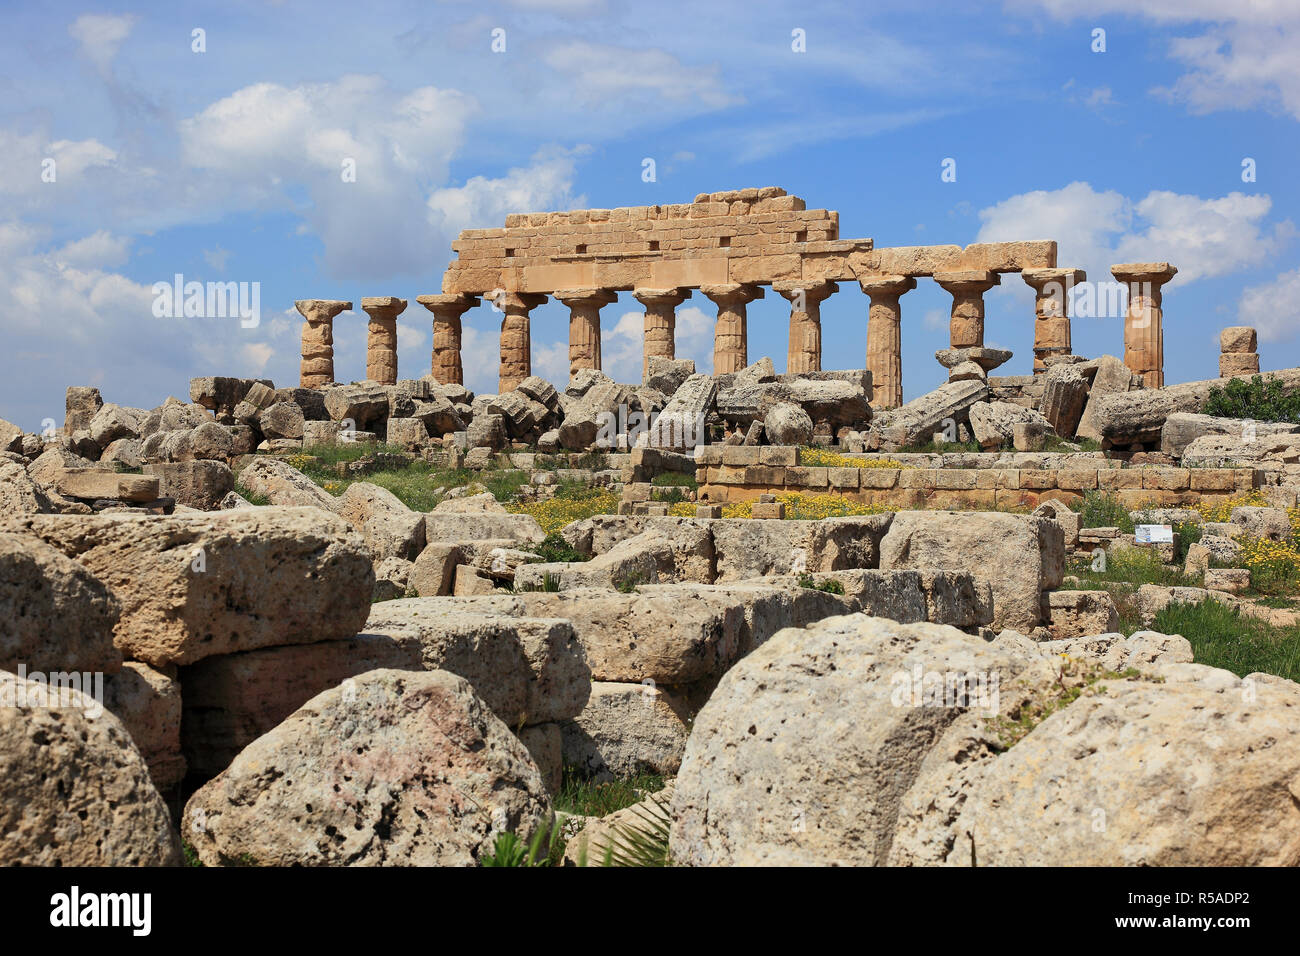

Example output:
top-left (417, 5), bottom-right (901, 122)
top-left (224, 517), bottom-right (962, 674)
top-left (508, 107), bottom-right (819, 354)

top-left (296, 187), bottom-right (1176, 403)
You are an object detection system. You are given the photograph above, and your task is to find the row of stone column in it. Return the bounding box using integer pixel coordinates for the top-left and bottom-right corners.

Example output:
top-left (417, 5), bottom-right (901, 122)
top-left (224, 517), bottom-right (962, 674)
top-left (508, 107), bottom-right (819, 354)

top-left (297, 261), bottom-right (1175, 398)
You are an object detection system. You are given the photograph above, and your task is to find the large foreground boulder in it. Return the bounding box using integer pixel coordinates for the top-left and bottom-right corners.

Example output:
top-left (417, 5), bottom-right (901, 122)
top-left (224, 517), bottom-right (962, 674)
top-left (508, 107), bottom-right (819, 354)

top-left (2, 508), bottom-right (374, 667)
top-left (0, 532), bottom-right (122, 674)
top-left (182, 669), bottom-right (551, 866)
top-left (0, 670), bottom-right (181, 865)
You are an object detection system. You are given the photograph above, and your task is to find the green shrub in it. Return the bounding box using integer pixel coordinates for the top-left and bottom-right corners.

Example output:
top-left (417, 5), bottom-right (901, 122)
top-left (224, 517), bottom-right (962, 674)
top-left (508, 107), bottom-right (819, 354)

top-left (479, 819), bottom-right (564, 867)
top-left (1202, 375), bottom-right (1300, 424)
top-left (797, 573), bottom-right (845, 594)
top-left (1078, 490), bottom-right (1135, 533)
top-left (527, 532), bottom-right (589, 564)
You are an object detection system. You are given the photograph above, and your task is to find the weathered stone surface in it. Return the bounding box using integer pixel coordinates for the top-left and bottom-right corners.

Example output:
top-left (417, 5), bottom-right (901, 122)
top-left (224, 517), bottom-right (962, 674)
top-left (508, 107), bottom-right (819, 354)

top-left (1181, 431), bottom-right (1300, 467)
top-left (669, 615), bottom-right (1055, 866)
top-left (1074, 355), bottom-right (1132, 442)
top-left (561, 681), bottom-right (691, 778)
top-left (1230, 506), bottom-right (1293, 541)
top-left (408, 543), bottom-right (462, 597)
top-left (360, 601), bottom-right (590, 725)
top-left (952, 677), bottom-right (1300, 865)
top-left (763, 569), bottom-right (993, 628)
top-left (65, 386), bottom-right (103, 433)
top-left (180, 632), bottom-right (424, 780)
top-left (1032, 498), bottom-right (1080, 549)
top-left (182, 669), bottom-right (551, 866)
top-left (645, 357), bottom-right (695, 394)
top-left (515, 523), bottom-right (713, 590)
top-left (0, 459), bottom-right (50, 515)
top-left (323, 382), bottom-right (390, 428)
top-left (878, 379), bottom-right (988, 447)
top-left (1161, 411), bottom-right (1298, 458)
top-left (1038, 364), bottom-right (1088, 437)
top-left (104, 661), bottom-right (185, 792)
top-left (2, 508), bottom-right (374, 667)
top-left (143, 460), bottom-right (234, 511)
top-left (424, 511), bottom-right (545, 546)
top-left (644, 374), bottom-right (715, 450)
top-left (334, 482), bottom-right (425, 561)
top-left (0, 531), bottom-right (122, 674)
top-left (235, 456), bottom-right (336, 509)
top-left (190, 377), bottom-right (271, 417)
top-left (88, 403), bottom-right (142, 447)
top-left (435, 583), bottom-right (851, 684)
top-left (1047, 590), bottom-right (1120, 639)
top-left (968, 401), bottom-right (1053, 450)
top-left (880, 511), bottom-right (1064, 630)
top-left (258, 401), bottom-right (305, 440)
top-left (55, 468), bottom-right (159, 502)
top-left (713, 515), bottom-right (894, 583)
top-left (559, 381), bottom-right (628, 450)
top-left (763, 401), bottom-right (813, 445)
top-left (1220, 352), bottom-right (1260, 377)
top-left (0, 670), bottom-right (181, 865)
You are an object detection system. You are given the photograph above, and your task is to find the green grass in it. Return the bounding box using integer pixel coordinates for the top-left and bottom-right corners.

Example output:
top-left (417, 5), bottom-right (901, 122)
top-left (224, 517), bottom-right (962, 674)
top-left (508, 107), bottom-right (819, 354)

top-left (1152, 599), bottom-right (1300, 682)
top-left (233, 482), bottom-right (270, 507)
top-left (555, 770), bottom-right (666, 818)
top-left (650, 472), bottom-right (698, 488)
top-left (1078, 489), bottom-right (1136, 533)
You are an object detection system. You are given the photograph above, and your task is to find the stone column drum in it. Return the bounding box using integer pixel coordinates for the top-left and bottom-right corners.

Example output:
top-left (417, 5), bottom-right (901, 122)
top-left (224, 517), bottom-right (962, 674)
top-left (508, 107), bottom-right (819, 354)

top-left (1022, 268), bottom-right (1085, 372)
top-left (935, 271), bottom-right (1000, 350)
top-left (634, 288), bottom-right (689, 380)
top-left (360, 296), bottom-right (406, 385)
top-left (774, 280), bottom-right (837, 375)
top-left (1112, 262), bottom-right (1177, 389)
top-left (556, 289), bottom-right (618, 376)
top-left (702, 283), bottom-right (764, 375)
top-left (296, 299), bottom-right (352, 389)
top-left (858, 275), bottom-right (916, 409)
top-left (496, 291), bottom-right (548, 393)
top-left (1219, 325), bottom-right (1260, 378)
top-left (416, 293), bottom-right (479, 385)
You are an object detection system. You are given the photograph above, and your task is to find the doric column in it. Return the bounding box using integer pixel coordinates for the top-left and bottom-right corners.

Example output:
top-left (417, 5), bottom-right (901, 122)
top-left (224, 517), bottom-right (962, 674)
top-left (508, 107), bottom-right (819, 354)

top-left (633, 287), bottom-right (689, 380)
top-left (935, 270), bottom-right (1001, 349)
top-left (701, 283), bottom-right (764, 374)
top-left (858, 275), bottom-right (916, 409)
top-left (416, 293), bottom-right (479, 386)
top-left (296, 299), bottom-right (352, 389)
top-left (555, 289), bottom-right (618, 376)
top-left (360, 296), bottom-right (406, 385)
top-left (1112, 262), bottom-right (1177, 389)
top-left (773, 280), bottom-right (837, 375)
top-left (496, 292), bottom-right (548, 393)
top-left (1022, 268), bottom-right (1086, 372)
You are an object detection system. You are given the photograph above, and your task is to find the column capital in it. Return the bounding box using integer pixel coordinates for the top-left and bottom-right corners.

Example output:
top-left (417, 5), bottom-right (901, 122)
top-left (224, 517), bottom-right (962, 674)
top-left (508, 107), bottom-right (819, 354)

top-left (360, 296), bottom-right (407, 318)
top-left (1022, 268), bottom-right (1086, 291)
top-left (495, 291), bottom-right (549, 311)
top-left (295, 299), bottom-right (352, 323)
top-left (554, 288), bottom-right (618, 308)
top-left (1110, 262), bottom-right (1178, 286)
top-left (857, 274), bottom-right (916, 297)
top-left (633, 287), bottom-right (690, 308)
top-left (934, 270), bottom-right (1001, 293)
top-left (701, 282), bottom-right (765, 306)
top-left (416, 292), bottom-right (479, 317)
top-left (772, 279), bottom-right (837, 304)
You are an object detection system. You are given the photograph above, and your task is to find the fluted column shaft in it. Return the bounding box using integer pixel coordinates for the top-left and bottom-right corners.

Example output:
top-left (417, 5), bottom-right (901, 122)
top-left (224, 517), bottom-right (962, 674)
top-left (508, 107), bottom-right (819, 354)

top-left (360, 296), bottom-right (406, 385)
top-left (417, 293), bottom-right (479, 385)
top-left (774, 280), bottom-right (837, 375)
top-left (1113, 262), bottom-right (1177, 389)
top-left (556, 289), bottom-right (618, 377)
top-left (296, 299), bottom-right (352, 389)
top-left (701, 283), bottom-right (764, 374)
top-left (858, 275), bottom-right (915, 409)
top-left (935, 271), bottom-right (1000, 350)
top-left (497, 292), bottom-right (548, 392)
top-left (634, 288), bottom-right (689, 380)
top-left (1022, 268), bottom-right (1085, 371)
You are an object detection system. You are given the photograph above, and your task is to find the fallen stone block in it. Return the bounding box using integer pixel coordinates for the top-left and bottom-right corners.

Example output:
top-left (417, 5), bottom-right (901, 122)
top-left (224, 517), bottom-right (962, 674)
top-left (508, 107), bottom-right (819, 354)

top-left (561, 681), bottom-right (692, 779)
top-left (104, 661), bottom-right (185, 792)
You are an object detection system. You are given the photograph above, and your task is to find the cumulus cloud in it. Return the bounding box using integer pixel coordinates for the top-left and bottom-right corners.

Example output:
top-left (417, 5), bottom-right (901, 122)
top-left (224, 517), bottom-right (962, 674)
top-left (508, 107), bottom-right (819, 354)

top-left (427, 146), bottom-right (587, 235)
top-left (68, 13), bottom-right (135, 74)
top-left (1239, 267), bottom-right (1300, 343)
top-left (976, 181), bottom-right (1292, 283)
top-left (543, 41), bottom-right (737, 112)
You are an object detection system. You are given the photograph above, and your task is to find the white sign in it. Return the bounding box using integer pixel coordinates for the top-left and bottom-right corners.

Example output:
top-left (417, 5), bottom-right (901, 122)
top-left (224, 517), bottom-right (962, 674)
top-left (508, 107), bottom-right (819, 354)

top-left (1135, 524), bottom-right (1174, 544)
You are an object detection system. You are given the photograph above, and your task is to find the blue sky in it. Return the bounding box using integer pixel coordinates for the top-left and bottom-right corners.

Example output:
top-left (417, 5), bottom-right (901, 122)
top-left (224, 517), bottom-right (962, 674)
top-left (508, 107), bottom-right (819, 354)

top-left (2, 0), bottom-right (1299, 430)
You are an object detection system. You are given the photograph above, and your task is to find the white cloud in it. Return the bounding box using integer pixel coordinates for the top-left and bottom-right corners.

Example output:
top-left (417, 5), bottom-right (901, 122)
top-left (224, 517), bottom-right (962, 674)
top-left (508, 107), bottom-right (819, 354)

top-left (427, 146), bottom-right (586, 236)
top-left (1239, 267), bottom-right (1300, 343)
top-left (543, 41), bottom-right (737, 111)
top-left (976, 181), bottom-right (1292, 283)
top-left (68, 14), bottom-right (135, 74)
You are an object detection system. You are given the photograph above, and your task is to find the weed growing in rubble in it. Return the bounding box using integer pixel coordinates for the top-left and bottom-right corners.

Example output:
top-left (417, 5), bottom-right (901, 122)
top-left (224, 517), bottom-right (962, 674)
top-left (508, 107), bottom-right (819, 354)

top-left (1202, 375), bottom-right (1300, 423)
top-left (1153, 599), bottom-right (1300, 682)
top-left (797, 573), bottom-right (845, 594)
top-left (1078, 490), bottom-right (1135, 533)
